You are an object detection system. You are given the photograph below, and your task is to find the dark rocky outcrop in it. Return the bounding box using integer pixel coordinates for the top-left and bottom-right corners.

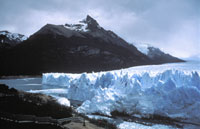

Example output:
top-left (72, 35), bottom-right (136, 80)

top-left (0, 84), bottom-right (72, 118)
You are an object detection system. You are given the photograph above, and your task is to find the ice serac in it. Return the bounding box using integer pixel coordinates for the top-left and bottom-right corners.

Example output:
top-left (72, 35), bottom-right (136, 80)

top-left (42, 62), bottom-right (200, 124)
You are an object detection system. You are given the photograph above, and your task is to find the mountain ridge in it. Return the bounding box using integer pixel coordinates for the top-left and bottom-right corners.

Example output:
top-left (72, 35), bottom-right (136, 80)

top-left (0, 15), bottom-right (184, 76)
top-left (0, 31), bottom-right (27, 52)
top-left (134, 43), bottom-right (183, 63)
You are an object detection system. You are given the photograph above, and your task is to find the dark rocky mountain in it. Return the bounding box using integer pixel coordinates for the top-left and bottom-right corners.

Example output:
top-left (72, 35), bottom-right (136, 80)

top-left (0, 15), bottom-right (184, 76)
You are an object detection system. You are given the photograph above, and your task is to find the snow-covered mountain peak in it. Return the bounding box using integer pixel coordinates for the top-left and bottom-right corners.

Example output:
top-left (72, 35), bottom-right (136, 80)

top-left (64, 15), bottom-right (101, 32)
top-left (133, 42), bottom-right (183, 63)
top-left (84, 15), bottom-right (101, 30)
top-left (0, 30), bottom-right (27, 44)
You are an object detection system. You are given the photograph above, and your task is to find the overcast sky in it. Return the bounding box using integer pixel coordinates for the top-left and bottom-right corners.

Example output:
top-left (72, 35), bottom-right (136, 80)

top-left (0, 0), bottom-right (199, 58)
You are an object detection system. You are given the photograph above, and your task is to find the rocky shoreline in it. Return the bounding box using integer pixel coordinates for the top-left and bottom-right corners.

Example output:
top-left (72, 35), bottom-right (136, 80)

top-left (0, 84), bottom-right (71, 128)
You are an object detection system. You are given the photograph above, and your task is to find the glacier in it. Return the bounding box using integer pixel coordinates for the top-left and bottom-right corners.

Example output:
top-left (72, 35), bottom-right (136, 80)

top-left (42, 62), bottom-right (200, 124)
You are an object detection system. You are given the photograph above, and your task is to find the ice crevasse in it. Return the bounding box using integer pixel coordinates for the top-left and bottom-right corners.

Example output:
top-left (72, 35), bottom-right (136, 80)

top-left (42, 69), bottom-right (200, 123)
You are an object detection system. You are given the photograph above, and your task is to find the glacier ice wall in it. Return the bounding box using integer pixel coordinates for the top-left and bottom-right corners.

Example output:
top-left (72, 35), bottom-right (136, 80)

top-left (42, 63), bottom-right (200, 123)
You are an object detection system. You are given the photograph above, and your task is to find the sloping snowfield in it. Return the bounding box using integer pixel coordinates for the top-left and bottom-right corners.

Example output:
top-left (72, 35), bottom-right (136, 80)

top-left (42, 61), bottom-right (200, 125)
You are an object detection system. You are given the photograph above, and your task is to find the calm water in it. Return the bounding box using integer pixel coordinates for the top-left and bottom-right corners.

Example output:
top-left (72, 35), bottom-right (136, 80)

top-left (0, 77), bottom-right (42, 91)
top-left (0, 77), bottom-right (69, 99)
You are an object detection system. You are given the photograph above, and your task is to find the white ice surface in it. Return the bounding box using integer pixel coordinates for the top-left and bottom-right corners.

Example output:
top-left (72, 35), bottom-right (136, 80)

top-left (87, 115), bottom-right (177, 129)
top-left (42, 61), bottom-right (200, 123)
top-left (117, 121), bottom-right (177, 129)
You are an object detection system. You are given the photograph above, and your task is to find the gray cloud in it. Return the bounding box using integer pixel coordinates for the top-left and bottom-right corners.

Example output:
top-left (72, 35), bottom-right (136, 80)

top-left (0, 0), bottom-right (199, 58)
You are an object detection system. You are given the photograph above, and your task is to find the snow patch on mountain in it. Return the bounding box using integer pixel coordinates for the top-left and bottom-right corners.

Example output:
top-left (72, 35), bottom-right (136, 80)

top-left (64, 22), bottom-right (89, 32)
top-left (42, 62), bottom-right (200, 123)
top-left (134, 43), bottom-right (151, 55)
top-left (36, 24), bottom-right (85, 38)
top-left (133, 42), bottom-right (165, 56)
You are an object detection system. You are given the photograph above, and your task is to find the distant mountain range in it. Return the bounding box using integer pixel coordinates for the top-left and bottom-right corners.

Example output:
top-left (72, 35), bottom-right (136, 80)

top-left (0, 15), bottom-right (184, 76)
top-left (134, 43), bottom-right (183, 63)
top-left (0, 31), bottom-right (27, 52)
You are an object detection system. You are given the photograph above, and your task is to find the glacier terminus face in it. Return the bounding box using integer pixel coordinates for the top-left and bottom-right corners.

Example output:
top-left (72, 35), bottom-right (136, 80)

top-left (42, 61), bottom-right (200, 126)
